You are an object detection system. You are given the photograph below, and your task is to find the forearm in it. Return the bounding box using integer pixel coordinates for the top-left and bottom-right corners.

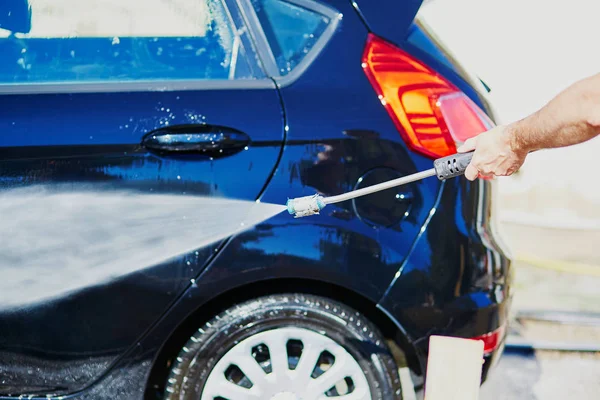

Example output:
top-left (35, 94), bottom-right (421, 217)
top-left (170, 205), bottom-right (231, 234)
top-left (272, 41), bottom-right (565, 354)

top-left (459, 72), bottom-right (600, 180)
top-left (509, 73), bottom-right (600, 153)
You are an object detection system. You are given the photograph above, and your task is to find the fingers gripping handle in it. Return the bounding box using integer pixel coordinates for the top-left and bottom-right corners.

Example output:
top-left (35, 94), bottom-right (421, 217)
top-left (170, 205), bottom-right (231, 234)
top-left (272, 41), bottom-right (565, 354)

top-left (433, 152), bottom-right (474, 180)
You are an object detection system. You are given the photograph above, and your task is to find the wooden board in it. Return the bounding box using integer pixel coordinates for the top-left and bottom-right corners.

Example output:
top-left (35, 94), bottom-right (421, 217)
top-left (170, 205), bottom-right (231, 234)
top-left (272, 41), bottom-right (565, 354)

top-left (424, 335), bottom-right (484, 400)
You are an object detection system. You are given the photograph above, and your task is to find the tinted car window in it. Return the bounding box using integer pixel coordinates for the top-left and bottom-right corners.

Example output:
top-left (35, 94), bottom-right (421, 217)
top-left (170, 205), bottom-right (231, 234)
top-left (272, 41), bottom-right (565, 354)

top-left (251, 0), bottom-right (330, 75)
top-left (0, 0), bottom-right (257, 83)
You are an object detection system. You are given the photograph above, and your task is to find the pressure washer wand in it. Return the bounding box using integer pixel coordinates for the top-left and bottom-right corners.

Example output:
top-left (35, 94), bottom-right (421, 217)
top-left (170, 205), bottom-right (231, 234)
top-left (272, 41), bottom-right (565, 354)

top-left (287, 151), bottom-right (474, 218)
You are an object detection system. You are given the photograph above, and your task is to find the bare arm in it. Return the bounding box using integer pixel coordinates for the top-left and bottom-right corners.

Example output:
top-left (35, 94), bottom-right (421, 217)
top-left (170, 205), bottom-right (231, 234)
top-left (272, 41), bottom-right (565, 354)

top-left (458, 73), bottom-right (600, 180)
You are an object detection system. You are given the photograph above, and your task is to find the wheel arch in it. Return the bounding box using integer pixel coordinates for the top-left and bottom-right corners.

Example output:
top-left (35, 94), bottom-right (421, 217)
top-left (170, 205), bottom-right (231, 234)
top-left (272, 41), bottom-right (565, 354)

top-left (144, 277), bottom-right (422, 398)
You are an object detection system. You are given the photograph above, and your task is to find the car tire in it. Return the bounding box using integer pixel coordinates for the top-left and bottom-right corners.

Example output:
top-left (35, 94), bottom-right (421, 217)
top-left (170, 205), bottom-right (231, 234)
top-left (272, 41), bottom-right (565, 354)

top-left (164, 293), bottom-right (402, 400)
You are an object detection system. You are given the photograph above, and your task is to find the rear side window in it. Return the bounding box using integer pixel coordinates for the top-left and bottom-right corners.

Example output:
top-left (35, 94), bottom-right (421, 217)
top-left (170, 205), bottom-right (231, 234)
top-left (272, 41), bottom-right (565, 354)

top-left (0, 0), bottom-right (261, 84)
top-left (250, 0), bottom-right (332, 75)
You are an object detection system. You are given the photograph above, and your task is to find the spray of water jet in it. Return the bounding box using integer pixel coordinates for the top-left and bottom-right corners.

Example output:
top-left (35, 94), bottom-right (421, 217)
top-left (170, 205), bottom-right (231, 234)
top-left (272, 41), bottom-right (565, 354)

top-left (0, 186), bottom-right (286, 309)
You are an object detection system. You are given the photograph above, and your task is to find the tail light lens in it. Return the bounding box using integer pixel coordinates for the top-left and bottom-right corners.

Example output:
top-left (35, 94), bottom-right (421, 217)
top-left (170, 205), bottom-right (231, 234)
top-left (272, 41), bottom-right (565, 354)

top-left (362, 33), bottom-right (493, 158)
top-left (471, 325), bottom-right (506, 355)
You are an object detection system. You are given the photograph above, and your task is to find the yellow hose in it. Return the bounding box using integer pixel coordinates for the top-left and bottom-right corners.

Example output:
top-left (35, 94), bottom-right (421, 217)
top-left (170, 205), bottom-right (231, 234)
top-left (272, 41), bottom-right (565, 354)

top-left (516, 253), bottom-right (600, 277)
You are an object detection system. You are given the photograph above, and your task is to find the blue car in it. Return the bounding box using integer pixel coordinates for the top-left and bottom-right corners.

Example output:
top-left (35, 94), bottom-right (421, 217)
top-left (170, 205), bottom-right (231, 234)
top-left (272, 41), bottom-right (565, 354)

top-left (0, 0), bottom-right (512, 399)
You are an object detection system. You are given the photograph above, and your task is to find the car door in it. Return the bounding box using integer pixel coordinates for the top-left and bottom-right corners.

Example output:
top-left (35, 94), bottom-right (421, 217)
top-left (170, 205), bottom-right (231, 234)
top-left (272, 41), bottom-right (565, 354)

top-left (0, 0), bottom-right (283, 395)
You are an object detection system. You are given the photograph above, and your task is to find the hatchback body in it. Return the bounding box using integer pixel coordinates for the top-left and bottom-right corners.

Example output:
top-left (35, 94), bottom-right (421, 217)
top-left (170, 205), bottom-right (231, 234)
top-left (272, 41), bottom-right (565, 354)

top-left (0, 0), bottom-right (512, 399)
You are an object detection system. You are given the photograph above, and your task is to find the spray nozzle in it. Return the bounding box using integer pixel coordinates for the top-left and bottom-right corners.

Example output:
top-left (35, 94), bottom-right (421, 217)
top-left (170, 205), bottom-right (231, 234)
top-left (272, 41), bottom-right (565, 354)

top-left (286, 194), bottom-right (326, 218)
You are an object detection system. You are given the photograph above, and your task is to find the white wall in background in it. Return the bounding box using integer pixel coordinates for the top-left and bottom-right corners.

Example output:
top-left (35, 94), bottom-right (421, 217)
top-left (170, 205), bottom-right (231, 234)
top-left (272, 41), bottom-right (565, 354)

top-left (420, 0), bottom-right (600, 224)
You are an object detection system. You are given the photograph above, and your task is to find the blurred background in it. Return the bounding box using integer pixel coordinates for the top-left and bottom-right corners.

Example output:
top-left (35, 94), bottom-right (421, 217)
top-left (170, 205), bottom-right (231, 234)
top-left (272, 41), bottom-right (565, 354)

top-left (419, 1), bottom-right (600, 398)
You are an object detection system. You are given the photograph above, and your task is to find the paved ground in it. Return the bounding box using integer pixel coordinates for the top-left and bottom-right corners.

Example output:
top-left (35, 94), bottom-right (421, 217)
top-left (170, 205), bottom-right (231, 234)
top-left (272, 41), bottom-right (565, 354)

top-left (480, 255), bottom-right (600, 399)
top-left (481, 348), bottom-right (600, 399)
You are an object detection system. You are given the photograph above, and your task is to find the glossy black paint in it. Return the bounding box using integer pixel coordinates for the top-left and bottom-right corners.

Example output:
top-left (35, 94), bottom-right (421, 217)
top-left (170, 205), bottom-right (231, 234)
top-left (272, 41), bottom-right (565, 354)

top-left (0, 0), bottom-right (512, 399)
top-left (350, 0), bottom-right (422, 46)
top-left (0, 0), bottom-right (31, 34)
top-left (379, 176), bottom-right (512, 376)
top-left (0, 89), bottom-right (284, 395)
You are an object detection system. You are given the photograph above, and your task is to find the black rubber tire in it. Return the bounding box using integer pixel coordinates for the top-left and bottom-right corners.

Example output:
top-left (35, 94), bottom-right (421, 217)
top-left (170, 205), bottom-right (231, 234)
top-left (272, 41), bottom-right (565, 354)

top-left (164, 293), bottom-right (402, 400)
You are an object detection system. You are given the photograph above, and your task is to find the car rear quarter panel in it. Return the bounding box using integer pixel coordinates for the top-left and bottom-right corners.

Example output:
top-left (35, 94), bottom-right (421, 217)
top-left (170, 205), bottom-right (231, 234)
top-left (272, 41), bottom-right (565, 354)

top-left (250, 0), bottom-right (442, 300)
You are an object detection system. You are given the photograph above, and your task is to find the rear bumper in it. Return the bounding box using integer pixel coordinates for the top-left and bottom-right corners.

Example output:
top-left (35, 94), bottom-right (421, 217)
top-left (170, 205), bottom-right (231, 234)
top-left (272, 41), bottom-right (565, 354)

top-left (409, 289), bottom-right (512, 383)
top-left (378, 177), bottom-right (513, 381)
top-left (482, 328), bottom-right (508, 381)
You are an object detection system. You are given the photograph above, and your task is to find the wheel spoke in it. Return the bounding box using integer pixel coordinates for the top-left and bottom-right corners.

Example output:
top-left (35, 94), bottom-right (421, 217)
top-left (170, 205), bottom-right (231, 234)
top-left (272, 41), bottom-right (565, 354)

top-left (203, 374), bottom-right (261, 400)
top-left (292, 342), bottom-right (323, 384)
top-left (307, 353), bottom-right (355, 396)
top-left (266, 335), bottom-right (289, 381)
top-left (235, 352), bottom-right (269, 388)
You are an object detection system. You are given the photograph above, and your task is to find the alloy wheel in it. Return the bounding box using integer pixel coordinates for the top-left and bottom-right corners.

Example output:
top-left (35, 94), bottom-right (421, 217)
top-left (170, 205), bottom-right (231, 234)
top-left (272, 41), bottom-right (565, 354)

top-left (201, 327), bottom-right (372, 400)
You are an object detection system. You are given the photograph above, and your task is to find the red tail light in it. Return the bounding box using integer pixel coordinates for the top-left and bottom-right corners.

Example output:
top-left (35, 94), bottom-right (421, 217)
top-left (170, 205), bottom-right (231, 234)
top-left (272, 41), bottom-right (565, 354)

top-left (471, 325), bottom-right (506, 355)
top-left (362, 33), bottom-right (493, 158)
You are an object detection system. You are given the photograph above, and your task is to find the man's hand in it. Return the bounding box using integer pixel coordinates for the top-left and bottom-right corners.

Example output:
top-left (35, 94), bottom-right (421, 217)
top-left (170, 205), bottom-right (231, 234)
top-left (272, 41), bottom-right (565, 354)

top-left (457, 125), bottom-right (527, 181)
top-left (455, 72), bottom-right (600, 181)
